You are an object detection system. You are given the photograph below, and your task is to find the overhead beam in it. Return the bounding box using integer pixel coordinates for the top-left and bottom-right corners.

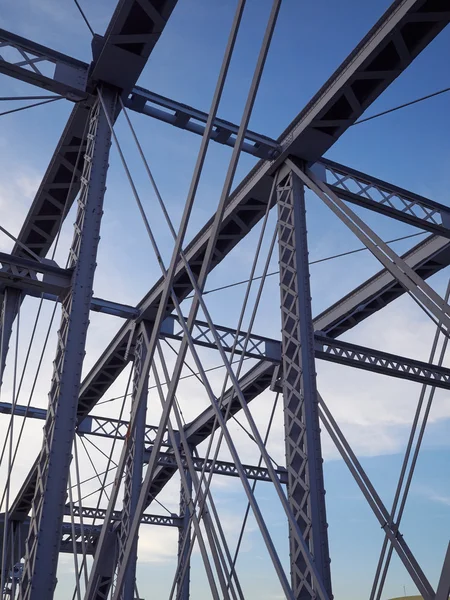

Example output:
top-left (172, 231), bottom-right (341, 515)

top-left (7, 253), bottom-right (450, 389)
top-left (315, 334), bottom-right (450, 390)
top-left (315, 159), bottom-right (450, 238)
top-left (125, 86), bottom-right (281, 159)
top-left (0, 28), bottom-right (88, 99)
top-left (147, 450), bottom-right (288, 484)
top-left (65, 505), bottom-right (181, 528)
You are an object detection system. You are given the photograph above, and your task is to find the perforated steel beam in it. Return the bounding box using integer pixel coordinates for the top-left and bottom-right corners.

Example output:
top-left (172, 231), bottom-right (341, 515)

top-left (276, 170), bottom-right (331, 599)
top-left (315, 159), bottom-right (450, 238)
top-left (315, 334), bottom-right (450, 390)
top-left (66, 505), bottom-right (181, 527)
top-left (19, 90), bottom-right (116, 600)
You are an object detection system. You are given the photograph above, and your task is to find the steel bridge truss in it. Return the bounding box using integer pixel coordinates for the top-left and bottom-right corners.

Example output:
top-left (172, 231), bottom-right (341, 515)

top-left (1, 1), bottom-right (450, 600)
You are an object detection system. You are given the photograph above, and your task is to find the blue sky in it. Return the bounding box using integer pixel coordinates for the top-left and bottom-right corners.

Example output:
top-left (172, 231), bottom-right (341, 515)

top-left (1, 1), bottom-right (450, 599)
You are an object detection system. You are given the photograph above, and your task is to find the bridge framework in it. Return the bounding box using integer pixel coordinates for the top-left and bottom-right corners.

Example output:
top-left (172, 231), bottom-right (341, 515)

top-left (0, 1), bottom-right (449, 600)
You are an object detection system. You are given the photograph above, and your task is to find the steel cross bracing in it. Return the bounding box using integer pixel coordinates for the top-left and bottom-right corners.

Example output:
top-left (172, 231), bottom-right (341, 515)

top-left (276, 171), bottom-right (331, 599)
top-left (0, 0), bottom-right (450, 599)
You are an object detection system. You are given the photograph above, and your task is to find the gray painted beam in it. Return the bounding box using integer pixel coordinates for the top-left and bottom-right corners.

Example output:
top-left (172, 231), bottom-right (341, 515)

top-left (315, 335), bottom-right (450, 390)
top-left (316, 158), bottom-right (450, 238)
top-left (19, 91), bottom-right (116, 600)
top-left (0, 28), bottom-right (88, 99)
top-left (125, 86), bottom-right (281, 159)
top-left (66, 505), bottom-right (181, 528)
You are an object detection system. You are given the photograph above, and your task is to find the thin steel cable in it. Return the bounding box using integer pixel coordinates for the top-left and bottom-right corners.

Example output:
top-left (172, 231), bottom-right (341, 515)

top-left (317, 398), bottom-right (434, 599)
top-left (149, 494), bottom-right (174, 517)
top-left (68, 470), bottom-right (83, 600)
top-left (371, 280), bottom-right (450, 600)
top-left (0, 301), bottom-right (59, 514)
top-left (78, 435), bottom-right (111, 501)
top-left (171, 219), bottom-right (280, 593)
top-left (76, 433), bottom-right (177, 549)
top-left (73, 437), bottom-right (95, 588)
top-left (404, 288), bottom-right (450, 341)
top-left (97, 356), bottom-right (251, 406)
top-left (154, 346), bottom-right (244, 600)
top-left (91, 0), bottom-right (248, 582)
top-left (150, 355), bottom-right (229, 600)
top-left (163, 339), bottom-right (279, 466)
top-left (226, 393), bottom-right (280, 590)
top-left (353, 86), bottom-right (450, 125)
top-left (71, 368), bottom-right (133, 599)
top-left (185, 231), bottom-right (426, 298)
top-left (0, 297), bottom-right (42, 466)
top-left (0, 302), bottom-right (20, 595)
top-left (0, 97), bottom-right (62, 118)
top-left (69, 464), bottom-right (116, 491)
top-left (78, 479), bottom-right (116, 504)
top-left (82, 434), bottom-right (119, 467)
top-left (73, 0), bottom-right (95, 36)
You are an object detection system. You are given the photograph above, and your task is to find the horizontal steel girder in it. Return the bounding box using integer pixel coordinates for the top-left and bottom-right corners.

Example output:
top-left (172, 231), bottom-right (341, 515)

top-left (162, 315), bottom-right (450, 390)
top-left (123, 88), bottom-right (450, 237)
top-left (316, 159), bottom-right (450, 238)
top-left (146, 450), bottom-right (288, 484)
top-left (0, 400), bottom-right (287, 483)
top-left (0, 28), bottom-right (88, 99)
top-left (125, 86), bottom-right (282, 159)
top-left (314, 335), bottom-right (450, 390)
top-left (65, 505), bottom-right (181, 528)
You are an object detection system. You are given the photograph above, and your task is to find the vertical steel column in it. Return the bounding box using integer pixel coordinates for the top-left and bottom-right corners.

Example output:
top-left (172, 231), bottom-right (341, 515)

top-left (0, 288), bottom-right (21, 387)
top-left (276, 169), bottom-right (332, 600)
top-left (177, 470), bottom-right (192, 600)
top-left (117, 323), bottom-right (149, 600)
top-left (18, 88), bottom-right (116, 600)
